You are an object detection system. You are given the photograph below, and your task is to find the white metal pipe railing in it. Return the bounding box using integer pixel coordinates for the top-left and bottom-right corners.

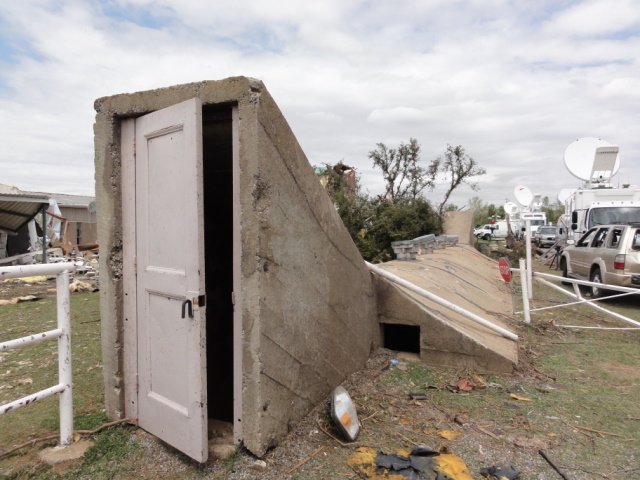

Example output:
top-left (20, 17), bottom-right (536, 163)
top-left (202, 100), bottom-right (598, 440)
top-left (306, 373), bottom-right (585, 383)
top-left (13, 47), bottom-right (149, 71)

top-left (1, 384), bottom-right (66, 415)
top-left (533, 275), bottom-right (640, 328)
top-left (534, 270), bottom-right (640, 294)
top-left (0, 262), bottom-right (75, 280)
top-left (0, 262), bottom-right (76, 447)
top-left (366, 261), bottom-right (518, 341)
top-left (1, 328), bottom-right (64, 351)
top-left (512, 266), bottom-right (640, 328)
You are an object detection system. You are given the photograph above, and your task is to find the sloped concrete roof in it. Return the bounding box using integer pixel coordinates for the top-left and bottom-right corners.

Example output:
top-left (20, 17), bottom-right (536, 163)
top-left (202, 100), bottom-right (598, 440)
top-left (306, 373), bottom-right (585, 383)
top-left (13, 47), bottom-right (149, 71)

top-left (375, 244), bottom-right (518, 372)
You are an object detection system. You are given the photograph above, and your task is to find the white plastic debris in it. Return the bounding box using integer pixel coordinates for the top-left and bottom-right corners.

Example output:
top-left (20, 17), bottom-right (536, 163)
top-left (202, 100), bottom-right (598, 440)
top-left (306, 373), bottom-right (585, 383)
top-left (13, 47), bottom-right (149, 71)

top-left (330, 386), bottom-right (360, 441)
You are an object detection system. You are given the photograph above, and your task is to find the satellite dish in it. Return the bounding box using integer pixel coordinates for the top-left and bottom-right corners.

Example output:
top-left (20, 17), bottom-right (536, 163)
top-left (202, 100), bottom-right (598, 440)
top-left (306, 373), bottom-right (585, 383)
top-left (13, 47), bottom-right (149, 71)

top-left (503, 202), bottom-right (519, 215)
top-left (557, 189), bottom-right (575, 204)
top-left (564, 137), bottom-right (620, 182)
top-left (531, 193), bottom-right (542, 207)
top-left (514, 185), bottom-right (534, 207)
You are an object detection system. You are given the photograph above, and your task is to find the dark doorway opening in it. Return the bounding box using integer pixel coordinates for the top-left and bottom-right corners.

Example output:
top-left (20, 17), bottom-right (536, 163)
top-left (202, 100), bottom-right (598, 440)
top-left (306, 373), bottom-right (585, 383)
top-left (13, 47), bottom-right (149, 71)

top-left (202, 105), bottom-right (234, 423)
top-left (382, 323), bottom-right (420, 354)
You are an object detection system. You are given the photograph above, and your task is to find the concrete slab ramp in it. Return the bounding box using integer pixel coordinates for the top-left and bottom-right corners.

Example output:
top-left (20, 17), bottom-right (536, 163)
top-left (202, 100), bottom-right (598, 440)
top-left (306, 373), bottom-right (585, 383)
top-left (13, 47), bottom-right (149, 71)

top-left (373, 245), bottom-right (518, 373)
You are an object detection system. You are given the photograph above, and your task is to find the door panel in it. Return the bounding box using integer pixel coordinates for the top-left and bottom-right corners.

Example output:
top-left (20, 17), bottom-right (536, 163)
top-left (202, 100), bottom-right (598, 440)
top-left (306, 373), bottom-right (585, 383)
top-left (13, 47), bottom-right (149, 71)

top-left (134, 98), bottom-right (208, 463)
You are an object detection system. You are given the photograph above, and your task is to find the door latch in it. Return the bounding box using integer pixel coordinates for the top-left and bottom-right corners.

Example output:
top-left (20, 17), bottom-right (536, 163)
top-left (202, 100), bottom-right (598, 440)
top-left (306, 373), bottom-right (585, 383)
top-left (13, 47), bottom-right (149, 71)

top-left (181, 299), bottom-right (193, 319)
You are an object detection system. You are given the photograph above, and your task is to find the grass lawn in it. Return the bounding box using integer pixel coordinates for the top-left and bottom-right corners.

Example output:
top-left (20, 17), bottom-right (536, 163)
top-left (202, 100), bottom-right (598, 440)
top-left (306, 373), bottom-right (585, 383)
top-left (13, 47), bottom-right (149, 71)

top-left (1, 265), bottom-right (638, 479)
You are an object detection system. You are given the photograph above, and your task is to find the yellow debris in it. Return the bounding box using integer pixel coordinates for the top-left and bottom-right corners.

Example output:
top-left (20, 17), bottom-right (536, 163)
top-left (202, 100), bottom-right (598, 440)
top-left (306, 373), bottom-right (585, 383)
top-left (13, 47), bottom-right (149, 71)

top-left (509, 393), bottom-right (532, 401)
top-left (0, 295), bottom-right (38, 306)
top-left (3, 276), bottom-right (47, 284)
top-left (438, 430), bottom-right (462, 440)
top-left (69, 280), bottom-right (96, 292)
top-left (346, 447), bottom-right (379, 478)
top-left (347, 446), bottom-right (475, 480)
top-left (346, 448), bottom-right (418, 480)
top-left (435, 452), bottom-right (475, 480)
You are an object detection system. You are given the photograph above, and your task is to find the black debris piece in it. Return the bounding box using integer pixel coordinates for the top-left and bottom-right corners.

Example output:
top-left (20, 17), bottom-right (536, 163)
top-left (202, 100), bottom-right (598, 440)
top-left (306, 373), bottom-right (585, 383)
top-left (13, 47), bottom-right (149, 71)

top-left (376, 454), bottom-right (412, 470)
top-left (410, 445), bottom-right (440, 457)
top-left (480, 465), bottom-right (521, 479)
top-left (374, 445), bottom-right (450, 480)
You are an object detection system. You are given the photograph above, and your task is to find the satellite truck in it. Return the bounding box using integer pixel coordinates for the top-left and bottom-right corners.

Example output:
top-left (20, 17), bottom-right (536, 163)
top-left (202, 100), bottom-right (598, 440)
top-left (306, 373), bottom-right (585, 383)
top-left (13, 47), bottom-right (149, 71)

top-left (558, 138), bottom-right (640, 241)
top-left (513, 186), bottom-right (547, 237)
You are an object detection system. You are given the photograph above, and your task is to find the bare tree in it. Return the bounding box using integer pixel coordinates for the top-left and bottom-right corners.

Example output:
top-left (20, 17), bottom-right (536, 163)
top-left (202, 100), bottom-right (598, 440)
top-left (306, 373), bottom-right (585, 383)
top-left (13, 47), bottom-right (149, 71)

top-left (437, 145), bottom-right (486, 219)
top-left (368, 138), bottom-right (438, 202)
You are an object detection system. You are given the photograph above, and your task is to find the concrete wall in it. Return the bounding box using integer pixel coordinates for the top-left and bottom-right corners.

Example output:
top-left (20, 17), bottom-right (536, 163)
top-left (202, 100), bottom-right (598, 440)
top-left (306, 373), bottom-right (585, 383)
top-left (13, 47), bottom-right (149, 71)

top-left (94, 77), bottom-right (378, 456)
top-left (243, 87), bottom-right (378, 453)
top-left (443, 210), bottom-right (475, 244)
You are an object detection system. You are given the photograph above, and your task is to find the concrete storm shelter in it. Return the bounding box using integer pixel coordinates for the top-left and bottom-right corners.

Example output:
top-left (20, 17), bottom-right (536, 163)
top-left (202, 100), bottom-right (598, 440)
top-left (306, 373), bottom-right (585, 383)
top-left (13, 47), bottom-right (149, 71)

top-left (94, 77), bottom-right (379, 461)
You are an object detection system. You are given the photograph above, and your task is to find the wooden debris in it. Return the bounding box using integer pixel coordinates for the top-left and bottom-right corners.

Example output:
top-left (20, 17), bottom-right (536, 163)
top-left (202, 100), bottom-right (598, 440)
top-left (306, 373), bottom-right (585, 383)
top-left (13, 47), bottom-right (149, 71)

top-left (286, 447), bottom-right (323, 474)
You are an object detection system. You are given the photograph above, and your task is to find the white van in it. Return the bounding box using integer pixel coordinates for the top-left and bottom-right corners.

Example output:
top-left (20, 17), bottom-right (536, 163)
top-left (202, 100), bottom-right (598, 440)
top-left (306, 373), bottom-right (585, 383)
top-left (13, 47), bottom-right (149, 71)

top-left (474, 222), bottom-right (509, 240)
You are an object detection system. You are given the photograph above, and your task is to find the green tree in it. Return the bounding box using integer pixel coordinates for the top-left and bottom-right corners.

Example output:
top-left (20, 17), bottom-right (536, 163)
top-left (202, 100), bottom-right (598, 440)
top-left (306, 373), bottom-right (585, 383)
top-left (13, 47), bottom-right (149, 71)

top-left (468, 196), bottom-right (488, 226)
top-left (468, 196), bottom-right (506, 226)
top-left (321, 141), bottom-right (487, 262)
top-left (357, 197), bottom-right (438, 263)
top-left (540, 196), bottom-right (564, 225)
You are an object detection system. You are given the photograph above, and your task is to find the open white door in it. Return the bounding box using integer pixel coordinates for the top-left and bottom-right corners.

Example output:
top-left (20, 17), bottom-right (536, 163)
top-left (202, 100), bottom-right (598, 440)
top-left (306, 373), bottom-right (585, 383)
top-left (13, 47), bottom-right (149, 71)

top-left (134, 98), bottom-right (208, 462)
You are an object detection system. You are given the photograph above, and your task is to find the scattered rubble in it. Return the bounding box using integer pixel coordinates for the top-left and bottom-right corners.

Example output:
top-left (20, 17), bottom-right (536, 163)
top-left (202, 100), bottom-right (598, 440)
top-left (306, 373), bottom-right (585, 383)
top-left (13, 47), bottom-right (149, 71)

top-left (347, 444), bottom-right (475, 480)
top-left (391, 235), bottom-right (459, 260)
top-left (0, 248), bottom-right (99, 303)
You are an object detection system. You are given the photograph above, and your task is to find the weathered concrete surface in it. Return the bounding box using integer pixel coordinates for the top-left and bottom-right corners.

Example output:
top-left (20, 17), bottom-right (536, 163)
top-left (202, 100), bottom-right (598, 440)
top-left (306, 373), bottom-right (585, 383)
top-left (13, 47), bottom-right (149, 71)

top-left (94, 77), bottom-right (378, 457)
top-left (240, 83), bottom-right (377, 455)
top-left (374, 244), bottom-right (518, 373)
top-left (443, 210), bottom-right (475, 245)
top-left (37, 440), bottom-right (93, 465)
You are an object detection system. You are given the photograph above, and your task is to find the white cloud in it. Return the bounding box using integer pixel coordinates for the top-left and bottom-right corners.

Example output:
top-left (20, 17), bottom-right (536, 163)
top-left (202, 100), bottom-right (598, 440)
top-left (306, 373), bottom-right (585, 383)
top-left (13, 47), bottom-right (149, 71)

top-left (0, 0), bottom-right (639, 210)
top-left (367, 107), bottom-right (431, 125)
top-left (543, 0), bottom-right (640, 37)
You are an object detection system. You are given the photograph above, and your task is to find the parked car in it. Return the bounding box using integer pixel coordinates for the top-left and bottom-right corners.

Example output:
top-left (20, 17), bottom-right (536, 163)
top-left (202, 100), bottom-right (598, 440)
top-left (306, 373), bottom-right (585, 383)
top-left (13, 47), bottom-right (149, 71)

top-left (534, 226), bottom-right (558, 248)
top-left (559, 224), bottom-right (640, 297)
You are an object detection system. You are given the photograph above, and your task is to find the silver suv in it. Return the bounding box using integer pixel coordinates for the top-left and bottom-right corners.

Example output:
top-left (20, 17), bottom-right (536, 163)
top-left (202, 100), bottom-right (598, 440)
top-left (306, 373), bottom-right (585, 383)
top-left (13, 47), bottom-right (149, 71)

top-left (560, 224), bottom-right (640, 298)
top-left (534, 226), bottom-right (557, 248)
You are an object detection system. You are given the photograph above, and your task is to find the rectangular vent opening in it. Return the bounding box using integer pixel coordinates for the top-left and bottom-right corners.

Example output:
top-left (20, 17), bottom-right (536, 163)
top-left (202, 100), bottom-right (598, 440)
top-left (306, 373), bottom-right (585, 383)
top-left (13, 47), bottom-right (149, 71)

top-left (382, 323), bottom-right (420, 354)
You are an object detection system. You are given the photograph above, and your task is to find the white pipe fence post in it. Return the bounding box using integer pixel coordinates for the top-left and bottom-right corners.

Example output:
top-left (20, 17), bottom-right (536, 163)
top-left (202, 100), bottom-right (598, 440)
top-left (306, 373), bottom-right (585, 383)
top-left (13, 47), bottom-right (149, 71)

top-left (519, 258), bottom-right (531, 324)
top-left (525, 219), bottom-right (532, 299)
top-left (57, 268), bottom-right (73, 447)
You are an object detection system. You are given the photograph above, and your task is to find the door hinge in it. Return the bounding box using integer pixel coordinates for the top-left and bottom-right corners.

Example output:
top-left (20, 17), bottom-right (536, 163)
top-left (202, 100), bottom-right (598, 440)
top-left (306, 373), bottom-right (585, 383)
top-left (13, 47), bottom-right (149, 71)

top-left (133, 257), bottom-right (137, 275)
top-left (231, 291), bottom-right (235, 305)
top-left (135, 374), bottom-right (139, 393)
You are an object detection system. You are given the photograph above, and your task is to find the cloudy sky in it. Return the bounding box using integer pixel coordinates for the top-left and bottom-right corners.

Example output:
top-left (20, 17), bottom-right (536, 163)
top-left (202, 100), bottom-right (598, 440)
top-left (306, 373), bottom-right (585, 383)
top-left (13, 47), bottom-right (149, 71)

top-left (1, 0), bottom-right (639, 210)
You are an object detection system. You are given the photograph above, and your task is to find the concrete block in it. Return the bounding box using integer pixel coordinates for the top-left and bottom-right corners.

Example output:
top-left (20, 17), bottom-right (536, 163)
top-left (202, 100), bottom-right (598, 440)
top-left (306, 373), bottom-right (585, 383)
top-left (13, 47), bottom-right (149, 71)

top-left (37, 440), bottom-right (94, 466)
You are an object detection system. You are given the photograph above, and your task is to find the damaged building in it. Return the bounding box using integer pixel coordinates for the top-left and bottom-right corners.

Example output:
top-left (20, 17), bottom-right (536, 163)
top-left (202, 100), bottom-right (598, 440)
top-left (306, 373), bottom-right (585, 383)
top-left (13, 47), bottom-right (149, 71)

top-left (0, 185), bottom-right (96, 265)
